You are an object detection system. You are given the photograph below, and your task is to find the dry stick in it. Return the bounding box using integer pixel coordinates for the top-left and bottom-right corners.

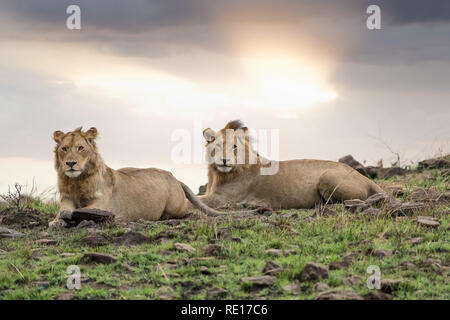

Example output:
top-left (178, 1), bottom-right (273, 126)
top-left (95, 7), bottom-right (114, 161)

top-left (10, 262), bottom-right (25, 281)
top-left (157, 263), bottom-right (169, 282)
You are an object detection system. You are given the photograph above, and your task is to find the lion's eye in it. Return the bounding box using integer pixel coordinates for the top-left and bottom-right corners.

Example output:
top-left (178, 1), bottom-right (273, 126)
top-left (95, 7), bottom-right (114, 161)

top-left (78, 146), bottom-right (84, 151)
top-left (61, 147), bottom-right (67, 152)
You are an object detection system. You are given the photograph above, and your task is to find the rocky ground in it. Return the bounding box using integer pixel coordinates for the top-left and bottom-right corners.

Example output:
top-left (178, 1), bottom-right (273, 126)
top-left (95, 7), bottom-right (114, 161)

top-left (0, 160), bottom-right (449, 300)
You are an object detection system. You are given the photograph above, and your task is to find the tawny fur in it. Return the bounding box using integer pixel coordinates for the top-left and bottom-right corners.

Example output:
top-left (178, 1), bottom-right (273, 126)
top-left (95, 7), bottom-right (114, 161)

top-left (200, 120), bottom-right (384, 210)
top-left (49, 127), bottom-right (221, 228)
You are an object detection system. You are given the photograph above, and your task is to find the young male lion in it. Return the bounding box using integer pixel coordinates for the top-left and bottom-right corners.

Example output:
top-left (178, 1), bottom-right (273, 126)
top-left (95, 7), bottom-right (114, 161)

top-left (199, 120), bottom-right (384, 210)
top-left (49, 127), bottom-right (222, 228)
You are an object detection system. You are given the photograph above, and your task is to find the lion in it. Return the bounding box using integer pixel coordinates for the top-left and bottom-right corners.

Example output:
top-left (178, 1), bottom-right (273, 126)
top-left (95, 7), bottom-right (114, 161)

top-left (199, 120), bottom-right (384, 210)
top-left (49, 127), bottom-right (224, 228)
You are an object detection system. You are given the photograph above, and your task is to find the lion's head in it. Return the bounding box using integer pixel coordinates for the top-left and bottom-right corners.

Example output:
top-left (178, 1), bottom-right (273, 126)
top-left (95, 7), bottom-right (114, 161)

top-left (53, 127), bottom-right (100, 178)
top-left (203, 120), bottom-right (261, 175)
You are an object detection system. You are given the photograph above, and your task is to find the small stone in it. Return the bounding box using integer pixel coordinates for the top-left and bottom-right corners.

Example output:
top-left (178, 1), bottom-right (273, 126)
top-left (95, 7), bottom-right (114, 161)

top-left (113, 231), bottom-right (151, 246)
top-left (265, 249), bottom-right (283, 256)
top-left (80, 253), bottom-right (117, 264)
top-left (409, 237), bottom-right (424, 245)
top-left (55, 293), bottom-right (77, 300)
top-left (314, 283), bottom-right (330, 292)
top-left (207, 287), bottom-right (227, 299)
top-left (299, 262), bottom-right (328, 282)
top-left (329, 252), bottom-right (358, 270)
top-left (317, 289), bottom-right (363, 300)
top-left (155, 286), bottom-right (176, 300)
top-left (199, 266), bottom-right (211, 275)
top-left (365, 193), bottom-right (392, 207)
top-left (241, 275), bottom-right (276, 288)
top-left (263, 261), bottom-right (283, 275)
top-left (380, 279), bottom-right (403, 293)
top-left (60, 253), bottom-right (76, 257)
top-left (344, 199), bottom-right (368, 212)
top-left (283, 282), bottom-right (301, 294)
top-left (364, 292), bottom-right (393, 300)
top-left (77, 220), bottom-right (97, 229)
top-left (174, 243), bottom-right (196, 253)
top-left (343, 275), bottom-right (362, 286)
top-left (416, 216), bottom-right (440, 228)
top-left (372, 249), bottom-right (391, 258)
top-left (81, 234), bottom-right (108, 247)
top-left (36, 239), bottom-right (57, 245)
top-left (35, 281), bottom-right (50, 290)
top-left (0, 227), bottom-right (24, 239)
top-left (362, 208), bottom-right (381, 216)
top-left (389, 202), bottom-right (426, 216)
top-left (204, 244), bottom-right (225, 256)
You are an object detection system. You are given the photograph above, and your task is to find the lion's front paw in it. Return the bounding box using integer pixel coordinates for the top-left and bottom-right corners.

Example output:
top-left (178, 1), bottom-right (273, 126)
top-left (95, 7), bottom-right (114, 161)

top-left (48, 218), bottom-right (68, 229)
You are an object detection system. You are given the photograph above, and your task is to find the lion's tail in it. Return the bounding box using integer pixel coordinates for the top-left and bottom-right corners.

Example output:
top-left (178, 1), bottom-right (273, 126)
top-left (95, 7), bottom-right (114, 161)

top-left (178, 181), bottom-right (260, 217)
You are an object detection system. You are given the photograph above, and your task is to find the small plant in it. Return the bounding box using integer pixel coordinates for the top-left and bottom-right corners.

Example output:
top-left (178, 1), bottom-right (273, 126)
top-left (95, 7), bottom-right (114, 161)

top-left (0, 183), bottom-right (31, 212)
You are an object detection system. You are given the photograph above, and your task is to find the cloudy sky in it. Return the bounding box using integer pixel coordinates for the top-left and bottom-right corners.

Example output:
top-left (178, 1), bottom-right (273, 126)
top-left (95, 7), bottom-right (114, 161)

top-left (0, 0), bottom-right (449, 196)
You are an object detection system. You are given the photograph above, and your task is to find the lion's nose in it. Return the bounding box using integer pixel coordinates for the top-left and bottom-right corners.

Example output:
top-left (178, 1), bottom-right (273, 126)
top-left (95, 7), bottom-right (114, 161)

top-left (222, 159), bottom-right (230, 165)
top-left (66, 161), bottom-right (77, 168)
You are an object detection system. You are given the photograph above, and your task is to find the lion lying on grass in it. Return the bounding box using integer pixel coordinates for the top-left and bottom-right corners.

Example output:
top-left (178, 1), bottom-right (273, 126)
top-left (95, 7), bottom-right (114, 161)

top-left (49, 127), bottom-right (222, 228)
top-left (200, 120), bottom-right (384, 209)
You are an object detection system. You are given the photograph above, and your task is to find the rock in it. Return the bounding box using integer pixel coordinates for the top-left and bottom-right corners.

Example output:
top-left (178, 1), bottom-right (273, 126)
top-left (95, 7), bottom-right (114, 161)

top-left (256, 207), bottom-right (273, 214)
top-left (364, 292), bottom-right (393, 300)
top-left (35, 238), bottom-right (57, 245)
top-left (199, 266), bottom-right (211, 275)
top-left (283, 282), bottom-right (301, 294)
top-left (0, 227), bottom-right (24, 239)
top-left (299, 262), bottom-right (328, 282)
top-left (207, 287), bottom-right (227, 299)
top-left (362, 208), bottom-right (381, 216)
top-left (380, 279), bottom-right (403, 293)
top-left (382, 167), bottom-right (408, 179)
top-left (62, 208), bottom-right (115, 225)
top-left (241, 275), bottom-right (276, 288)
top-left (80, 234), bottom-right (108, 247)
top-left (317, 289), bottom-right (363, 300)
top-left (329, 252), bottom-right (358, 270)
top-left (60, 253), bottom-right (76, 258)
top-left (343, 275), bottom-right (362, 286)
top-left (409, 237), bottom-right (424, 245)
top-left (263, 261), bottom-right (283, 275)
top-left (35, 281), bottom-right (50, 290)
top-left (418, 156), bottom-right (450, 170)
top-left (389, 202), bottom-right (426, 216)
top-left (265, 249), bottom-right (282, 256)
top-left (80, 253), bottom-right (117, 264)
top-left (338, 155), bottom-right (367, 176)
top-left (314, 283), bottom-right (330, 292)
top-left (365, 193), bottom-right (392, 207)
top-left (204, 244), bottom-right (225, 256)
top-left (77, 220), bottom-right (97, 229)
top-left (400, 261), bottom-right (418, 271)
top-left (55, 293), bottom-right (77, 300)
top-left (371, 249), bottom-right (391, 258)
top-left (344, 199), bottom-right (368, 212)
top-left (416, 216), bottom-right (440, 228)
top-left (113, 231), bottom-right (151, 246)
top-left (315, 206), bottom-right (338, 217)
top-left (155, 286), bottom-right (176, 300)
top-left (174, 242), bottom-right (196, 253)
top-left (408, 188), bottom-right (440, 202)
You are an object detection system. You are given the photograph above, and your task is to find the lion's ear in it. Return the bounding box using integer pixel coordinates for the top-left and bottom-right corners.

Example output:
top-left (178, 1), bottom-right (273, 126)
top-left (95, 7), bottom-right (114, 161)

top-left (53, 131), bottom-right (64, 143)
top-left (203, 128), bottom-right (216, 143)
top-left (85, 127), bottom-right (98, 140)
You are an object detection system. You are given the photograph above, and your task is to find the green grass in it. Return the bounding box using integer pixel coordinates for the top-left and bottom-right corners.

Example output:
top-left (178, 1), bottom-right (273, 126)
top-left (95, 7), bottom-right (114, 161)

top-left (0, 171), bottom-right (449, 300)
